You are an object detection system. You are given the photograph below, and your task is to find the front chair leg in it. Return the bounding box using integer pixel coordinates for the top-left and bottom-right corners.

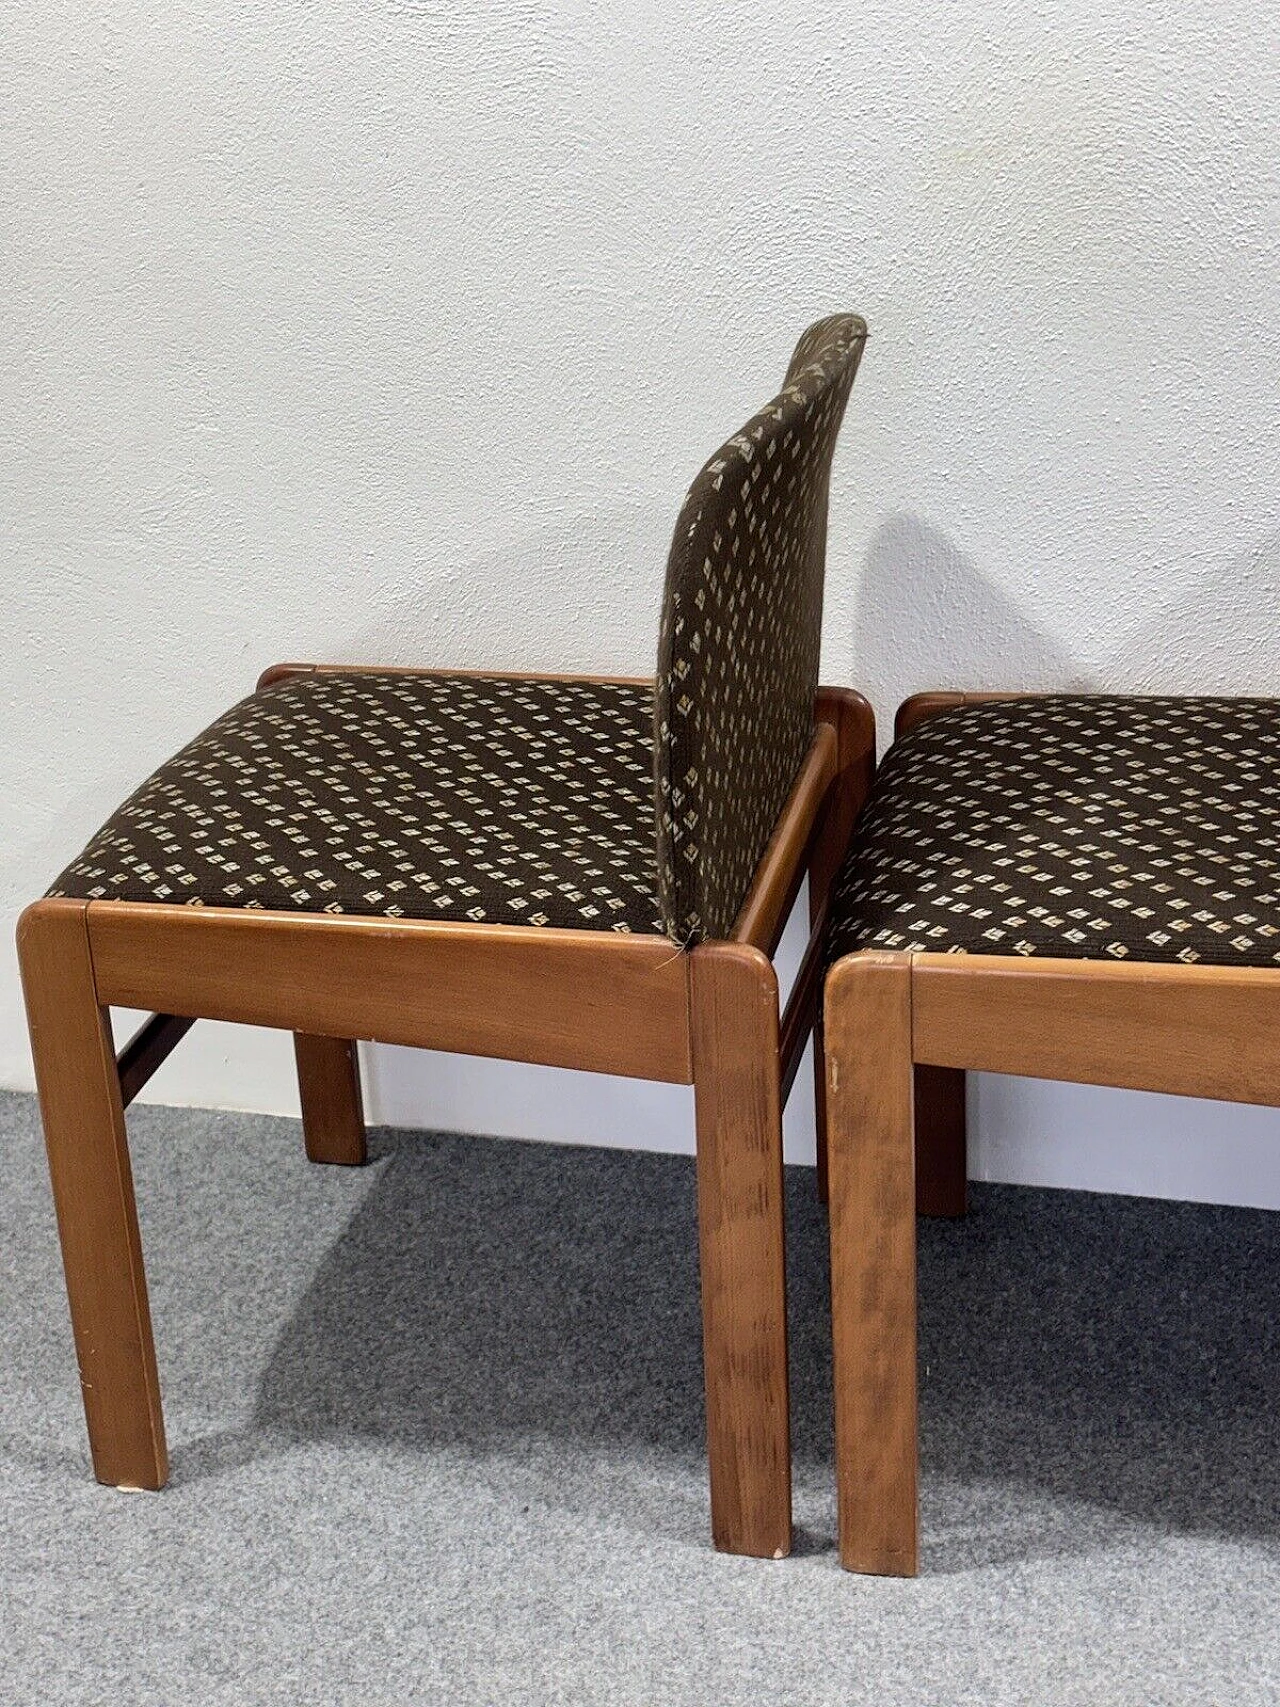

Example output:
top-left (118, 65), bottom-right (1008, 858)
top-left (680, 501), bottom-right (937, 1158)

top-left (690, 943), bottom-right (791, 1559)
top-left (17, 899), bottom-right (168, 1490)
top-left (294, 1034), bottom-right (367, 1165)
top-left (825, 951), bottom-right (918, 1575)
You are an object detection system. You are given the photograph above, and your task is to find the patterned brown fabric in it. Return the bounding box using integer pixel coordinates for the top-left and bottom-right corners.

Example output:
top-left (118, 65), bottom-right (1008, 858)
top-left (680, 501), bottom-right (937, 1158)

top-left (51, 672), bottom-right (665, 933)
top-left (828, 696), bottom-right (1280, 968)
top-left (654, 314), bottom-right (868, 943)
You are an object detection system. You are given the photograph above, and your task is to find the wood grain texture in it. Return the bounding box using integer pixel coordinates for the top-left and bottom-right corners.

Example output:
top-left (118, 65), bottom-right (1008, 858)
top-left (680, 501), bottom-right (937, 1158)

top-left (731, 722), bottom-right (838, 955)
top-left (87, 904), bottom-right (693, 1084)
top-left (810, 687), bottom-right (878, 1203)
top-left (690, 942), bottom-right (791, 1559)
top-left (913, 954), bottom-right (1280, 1105)
top-left (294, 1035), bottom-right (367, 1165)
top-left (810, 688), bottom-right (877, 903)
top-left (825, 950), bottom-right (918, 1575)
top-left (893, 689), bottom-right (1030, 740)
top-left (913, 1065), bottom-right (967, 1217)
top-left (813, 1002), bottom-right (831, 1208)
top-left (16, 899), bottom-right (168, 1490)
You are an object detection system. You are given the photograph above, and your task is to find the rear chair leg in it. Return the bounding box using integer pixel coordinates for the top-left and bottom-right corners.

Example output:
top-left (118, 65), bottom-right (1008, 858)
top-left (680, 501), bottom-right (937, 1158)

top-left (914, 1065), bottom-right (967, 1216)
top-left (691, 943), bottom-right (792, 1559)
top-left (294, 1035), bottom-right (367, 1165)
top-left (825, 951), bottom-right (918, 1575)
top-left (813, 1013), bottom-right (831, 1205)
top-left (18, 899), bottom-right (168, 1490)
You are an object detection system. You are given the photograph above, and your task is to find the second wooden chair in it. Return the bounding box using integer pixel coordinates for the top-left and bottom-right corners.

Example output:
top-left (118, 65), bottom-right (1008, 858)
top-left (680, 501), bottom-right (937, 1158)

top-left (822, 689), bottom-right (1280, 1573)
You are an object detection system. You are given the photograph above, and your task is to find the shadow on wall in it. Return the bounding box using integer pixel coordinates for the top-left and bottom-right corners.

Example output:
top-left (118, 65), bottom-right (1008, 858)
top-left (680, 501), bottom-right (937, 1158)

top-left (850, 513), bottom-right (1090, 720)
top-left (1098, 526), bottom-right (1280, 694)
top-left (173, 1129), bottom-right (1280, 1572)
top-left (329, 506), bottom-right (670, 675)
top-left (850, 515), bottom-right (1280, 710)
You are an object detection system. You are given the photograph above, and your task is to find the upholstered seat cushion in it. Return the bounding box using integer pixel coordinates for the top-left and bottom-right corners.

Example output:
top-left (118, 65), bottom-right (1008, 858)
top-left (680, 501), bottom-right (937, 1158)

top-left (50, 671), bottom-right (666, 934)
top-left (827, 696), bottom-right (1280, 968)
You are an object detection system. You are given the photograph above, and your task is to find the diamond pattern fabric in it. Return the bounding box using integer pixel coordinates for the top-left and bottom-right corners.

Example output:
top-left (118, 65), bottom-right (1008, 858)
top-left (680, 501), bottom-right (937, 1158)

top-left (827, 696), bottom-right (1280, 968)
top-left (51, 672), bottom-right (666, 934)
top-left (654, 314), bottom-right (868, 942)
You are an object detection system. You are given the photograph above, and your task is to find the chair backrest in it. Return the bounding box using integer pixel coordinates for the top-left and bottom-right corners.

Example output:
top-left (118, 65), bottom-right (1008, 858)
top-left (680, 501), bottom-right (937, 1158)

top-left (653, 314), bottom-right (868, 943)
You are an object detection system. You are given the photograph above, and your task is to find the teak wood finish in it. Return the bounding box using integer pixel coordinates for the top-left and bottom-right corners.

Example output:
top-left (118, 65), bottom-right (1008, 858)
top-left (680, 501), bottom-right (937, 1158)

top-left (18, 667), bottom-right (875, 1562)
top-left (294, 1035), bottom-right (367, 1167)
top-left (825, 690), bottom-right (1280, 1576)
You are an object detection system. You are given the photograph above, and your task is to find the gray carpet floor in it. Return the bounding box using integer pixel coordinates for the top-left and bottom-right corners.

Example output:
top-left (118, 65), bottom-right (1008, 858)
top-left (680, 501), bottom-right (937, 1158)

top-left (3, 1087), bottom-right (1279, 1704)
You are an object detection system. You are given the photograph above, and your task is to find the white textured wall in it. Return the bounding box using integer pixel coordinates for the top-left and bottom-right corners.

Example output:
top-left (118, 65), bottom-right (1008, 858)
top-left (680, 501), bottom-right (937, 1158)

top-left (5, 3), bottom-right (1280, 1205)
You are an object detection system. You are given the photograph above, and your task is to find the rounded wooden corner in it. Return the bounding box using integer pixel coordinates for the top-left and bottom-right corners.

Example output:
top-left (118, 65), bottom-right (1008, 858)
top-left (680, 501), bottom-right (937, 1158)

top-left (691, 937), bottom-right (779, 998)
top-left (16, 895), bottom-right (88, 960)
top-left (255, 662), bottom-right (315, 691)
top-left (817, 684), bottom-right (877, 753)
top-left (894, 689), bottom-right (1047, 741)
top-left (824, 948), bottom-right (912, 1009)
top-left (893, 693), bottom-right (970, 741)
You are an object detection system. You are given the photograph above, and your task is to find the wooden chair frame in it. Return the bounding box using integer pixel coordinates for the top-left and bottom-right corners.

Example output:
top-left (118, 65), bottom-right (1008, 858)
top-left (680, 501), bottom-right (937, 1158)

top-left (823, 690), bottom-right (1280, 1574)
top-left (18, 663), bottom-right (875, 1561)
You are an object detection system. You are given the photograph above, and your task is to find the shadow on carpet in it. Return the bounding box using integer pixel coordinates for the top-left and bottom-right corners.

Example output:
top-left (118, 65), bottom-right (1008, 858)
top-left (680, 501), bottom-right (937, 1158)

top-left (158, 1122), bottom-right (1280, 1575)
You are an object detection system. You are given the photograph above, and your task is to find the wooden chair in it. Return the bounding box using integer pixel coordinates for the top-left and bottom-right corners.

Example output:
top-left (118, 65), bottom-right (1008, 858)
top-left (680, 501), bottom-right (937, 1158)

top-left (821, 688), bottom-right (1280, 1572)
top-left (18, 315), bottom-right (871, 1560)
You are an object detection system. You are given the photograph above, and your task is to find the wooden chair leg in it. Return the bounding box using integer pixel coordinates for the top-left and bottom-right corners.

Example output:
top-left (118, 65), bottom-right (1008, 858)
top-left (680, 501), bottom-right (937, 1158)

top-left (690, 943), bottom-right (791, 1559)
top-left (813, 1012), bottom-right (830, 1205)
top-left (17, 900), bottom-right (168, 1489)
top-left (914, 1064), bottom-right (967, 1216)
top-left (825, 951), bottom-right (918, 1575)
top-left (294, 1035), bottom-right (367, 1165)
